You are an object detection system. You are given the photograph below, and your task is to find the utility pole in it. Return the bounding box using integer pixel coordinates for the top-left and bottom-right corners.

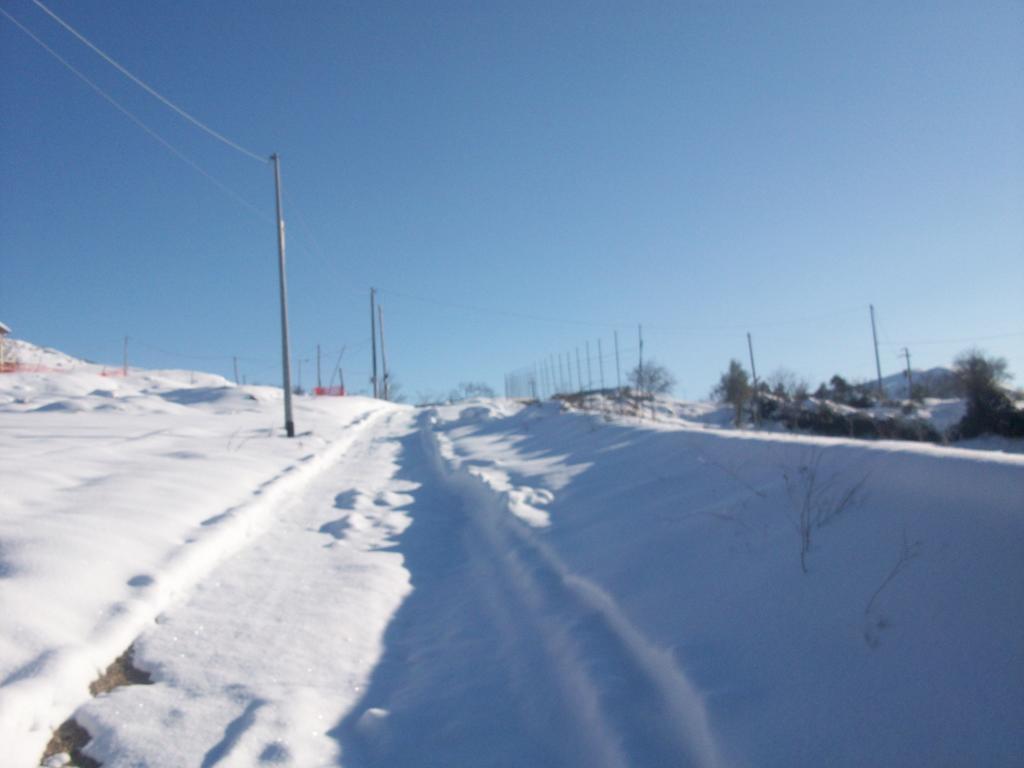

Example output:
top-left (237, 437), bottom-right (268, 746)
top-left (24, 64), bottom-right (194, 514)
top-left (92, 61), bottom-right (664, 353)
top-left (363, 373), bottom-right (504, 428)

top-left (901, 347), bottom-right (913, 400)
top-left (638, 324), bottom-right (644, 399)
top-left (329, 345), bottom-right (347, 391)
top-left (233, 356), bottom-right (239, 386)
top-left (316, 344), bottom-right (322, 390)
top-left (122, 335), bottom-right (128, 376)
top-left (614, 330), bottom-right (622, 392)
top-left (370, 287), bottom-right (379, 398)
top-left (747, 332), bottom-right (759, 427)
top-left (870, 304), bottom-right (883, 400)
top-left (575, 348), bottom-right (583, 394)
top-left (378, 304), bottom-right (389, 401)
top-left (585, 341), bottom-right (593, 391)
top-left (598, 338), bottom-right (605, 391)
top-left (271, 153), bottom-right (295, 437)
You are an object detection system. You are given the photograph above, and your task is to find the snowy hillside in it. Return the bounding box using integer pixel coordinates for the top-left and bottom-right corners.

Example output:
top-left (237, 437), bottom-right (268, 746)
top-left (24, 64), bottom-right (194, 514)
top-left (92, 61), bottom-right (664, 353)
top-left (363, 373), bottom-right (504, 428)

top-left (1, 340), bottom-right (1022, 767)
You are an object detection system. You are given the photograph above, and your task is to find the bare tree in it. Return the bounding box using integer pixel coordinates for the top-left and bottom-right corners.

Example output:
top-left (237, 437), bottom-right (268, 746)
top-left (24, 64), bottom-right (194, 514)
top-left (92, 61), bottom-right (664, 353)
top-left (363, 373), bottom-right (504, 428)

top-left (448, 381), bottom-right (496, 402)
top-left (767, 367), bottom-right (809, 401)
top-left (627, 360), bottom-right (675, 395)
top-left (416, 390), bottom-right (446, 406)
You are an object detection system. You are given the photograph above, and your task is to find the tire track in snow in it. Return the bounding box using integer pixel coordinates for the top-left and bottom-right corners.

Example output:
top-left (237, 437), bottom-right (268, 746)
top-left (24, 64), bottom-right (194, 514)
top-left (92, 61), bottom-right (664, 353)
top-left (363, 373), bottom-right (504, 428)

top-left (340, 412), bottom-right (722, 768)
top-left (422, 416), bottom-right (724, 768)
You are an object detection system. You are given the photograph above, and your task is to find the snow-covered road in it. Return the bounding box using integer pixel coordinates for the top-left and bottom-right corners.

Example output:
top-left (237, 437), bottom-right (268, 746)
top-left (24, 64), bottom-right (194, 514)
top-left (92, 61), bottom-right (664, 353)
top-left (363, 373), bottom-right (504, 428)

top-left (76, 408), bottom-right (416, 766)
top-left (76, 408), bottom-right (720, 767)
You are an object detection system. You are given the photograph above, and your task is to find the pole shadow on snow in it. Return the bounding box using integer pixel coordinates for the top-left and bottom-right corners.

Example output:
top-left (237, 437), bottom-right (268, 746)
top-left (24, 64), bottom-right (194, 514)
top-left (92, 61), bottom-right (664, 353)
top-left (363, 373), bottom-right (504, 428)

top-left (327, 415), bottom-right (727, 768)
top-left (328, 426), bottom-right (587, 767)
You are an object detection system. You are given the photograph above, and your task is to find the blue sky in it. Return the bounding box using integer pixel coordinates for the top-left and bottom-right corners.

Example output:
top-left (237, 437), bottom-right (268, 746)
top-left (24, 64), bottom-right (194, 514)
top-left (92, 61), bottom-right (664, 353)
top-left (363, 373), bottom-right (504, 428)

top-left (2, 0), bottom-right (1022, 400)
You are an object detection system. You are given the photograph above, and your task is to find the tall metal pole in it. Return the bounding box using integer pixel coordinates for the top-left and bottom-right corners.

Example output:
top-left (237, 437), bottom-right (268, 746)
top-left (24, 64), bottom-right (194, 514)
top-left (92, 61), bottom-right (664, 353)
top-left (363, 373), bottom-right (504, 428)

top-left (233, 356), bottom-right (239, 385)
top-left (747, 331), bottom-right (759, 426)
top-left (598, 338), bottom-right (605, 391)
top-left (870, 304), bottom-right (883, 399)
top-left (901, 347), bottom-right (913, 400)
top-left (585, 340), bottom-right (593, 391)
top-left (378, 304), bottom-right (389, 401)
top-left (271, 154), bottom-right (295, 437)
top-left (316, 343), bottom-right (322, 390)
top-left (370, 288), bottom-right (378, 398)
top-left (638, 324), bottom-right (644, 398)
top-left (614, 330), bottom-right (622, 391)
top-left (575, 348), bottom-right (583, 394)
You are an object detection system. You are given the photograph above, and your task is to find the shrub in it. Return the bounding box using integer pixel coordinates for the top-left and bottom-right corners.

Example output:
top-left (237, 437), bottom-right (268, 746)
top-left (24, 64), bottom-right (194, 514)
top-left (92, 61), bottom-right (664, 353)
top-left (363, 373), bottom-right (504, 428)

top-left (713, 360), bottom-right (751, 425)
top-left (951, 349), bottom-right (1023, 438)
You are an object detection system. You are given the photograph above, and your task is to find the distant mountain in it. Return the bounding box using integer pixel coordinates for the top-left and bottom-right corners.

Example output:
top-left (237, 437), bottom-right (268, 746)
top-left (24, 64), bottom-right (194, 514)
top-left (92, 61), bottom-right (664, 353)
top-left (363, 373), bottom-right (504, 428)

top-left (880, 366), bottom-right (958, 399)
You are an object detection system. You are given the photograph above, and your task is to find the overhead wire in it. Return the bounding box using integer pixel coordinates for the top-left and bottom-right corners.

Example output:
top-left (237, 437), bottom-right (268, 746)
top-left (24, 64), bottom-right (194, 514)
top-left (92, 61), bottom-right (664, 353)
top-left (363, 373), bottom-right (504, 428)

top-left (376, 285), bottom-right (867, 335)
top-left (878, 331), bottom-right (1024, 347)
top-left (30, 0), bottom-right (267, 163)
top-left (0, 7), bottom-right (268, 220)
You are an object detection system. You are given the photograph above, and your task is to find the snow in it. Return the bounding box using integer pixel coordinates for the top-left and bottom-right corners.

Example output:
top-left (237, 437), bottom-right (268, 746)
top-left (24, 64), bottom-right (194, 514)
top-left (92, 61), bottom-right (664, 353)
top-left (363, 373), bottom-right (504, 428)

top-left (2, 339), bottom-right (1023, 767)
top-left (426, 400), bottom-right (1024, 766)
top-left (0, 341), bottom-right (392, 766)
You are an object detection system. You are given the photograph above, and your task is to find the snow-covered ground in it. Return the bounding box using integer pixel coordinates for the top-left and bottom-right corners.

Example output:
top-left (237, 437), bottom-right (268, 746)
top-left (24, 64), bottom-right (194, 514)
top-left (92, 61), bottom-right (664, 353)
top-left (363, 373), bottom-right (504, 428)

top-left (565, 390), bottom-right (1024, 454)
top-left (2, 341), bottom-right (1022, 767)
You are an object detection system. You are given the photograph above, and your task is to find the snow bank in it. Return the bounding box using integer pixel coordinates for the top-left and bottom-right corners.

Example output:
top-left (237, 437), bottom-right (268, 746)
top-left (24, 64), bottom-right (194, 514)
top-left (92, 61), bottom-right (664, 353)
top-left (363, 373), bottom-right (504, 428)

top-left (0, 341), bottom-right (389, 766)
top-left (430, 401), bottom-right (1024, 766)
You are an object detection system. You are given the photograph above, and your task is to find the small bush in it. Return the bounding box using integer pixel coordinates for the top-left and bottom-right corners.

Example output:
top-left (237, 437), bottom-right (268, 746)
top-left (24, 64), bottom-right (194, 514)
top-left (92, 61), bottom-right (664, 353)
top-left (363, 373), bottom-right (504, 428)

top-left (951, 349), bottom-right (1023, 439)
top-left (713, 360), bottom-right (751, 425)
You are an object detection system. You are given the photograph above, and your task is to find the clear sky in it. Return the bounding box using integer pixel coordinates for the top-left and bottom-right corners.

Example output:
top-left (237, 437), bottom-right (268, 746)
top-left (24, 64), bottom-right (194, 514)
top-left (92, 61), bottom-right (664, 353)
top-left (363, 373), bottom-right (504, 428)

top-left (2, 0), bottom-right (1022, 401)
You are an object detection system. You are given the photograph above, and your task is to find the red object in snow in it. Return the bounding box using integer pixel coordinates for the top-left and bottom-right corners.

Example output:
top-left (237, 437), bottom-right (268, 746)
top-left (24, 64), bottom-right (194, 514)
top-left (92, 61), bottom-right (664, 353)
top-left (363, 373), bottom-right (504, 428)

top-left (313, 386), bottom-right (346, 396)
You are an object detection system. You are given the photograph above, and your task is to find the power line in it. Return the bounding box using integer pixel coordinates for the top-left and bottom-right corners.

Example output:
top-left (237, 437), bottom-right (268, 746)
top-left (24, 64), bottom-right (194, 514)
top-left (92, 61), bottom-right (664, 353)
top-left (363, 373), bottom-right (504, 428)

top-left (879, 331), bottom-right (1024, 347)
top-left (1, 7), bottom-right (267, 219)
top-left (30, 0), bottom-right (267, 163)
top-left (378, 286), bottom-right (866, 335)
top-left (377, 286), bottom-right (619, 329)
top-left (645, 305), bottom-right (866, 334)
